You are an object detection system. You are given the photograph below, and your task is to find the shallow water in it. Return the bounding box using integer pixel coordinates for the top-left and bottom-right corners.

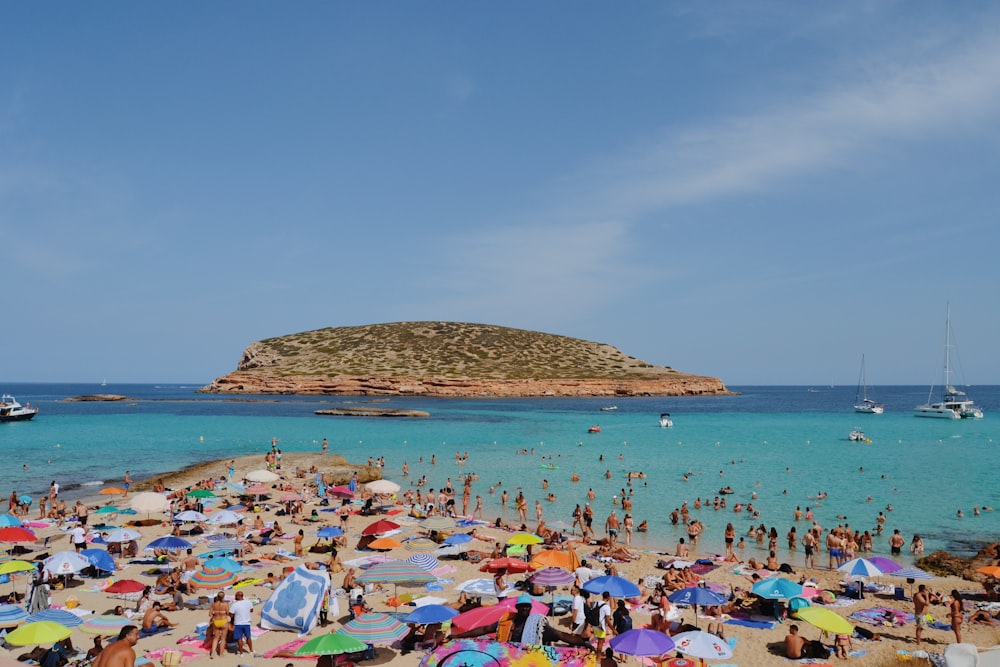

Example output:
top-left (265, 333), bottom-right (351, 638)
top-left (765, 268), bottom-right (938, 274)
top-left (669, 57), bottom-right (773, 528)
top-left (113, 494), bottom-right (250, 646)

top-left (1, 382), bottom-right (997, 560)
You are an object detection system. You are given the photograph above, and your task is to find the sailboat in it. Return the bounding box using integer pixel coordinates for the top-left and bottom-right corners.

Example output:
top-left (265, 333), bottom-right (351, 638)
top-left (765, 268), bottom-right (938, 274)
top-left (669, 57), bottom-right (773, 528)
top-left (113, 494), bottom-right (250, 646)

top-left (853, 354), bottom-right (884, 414)
top-left (914, 305), bottom-right (983, 420)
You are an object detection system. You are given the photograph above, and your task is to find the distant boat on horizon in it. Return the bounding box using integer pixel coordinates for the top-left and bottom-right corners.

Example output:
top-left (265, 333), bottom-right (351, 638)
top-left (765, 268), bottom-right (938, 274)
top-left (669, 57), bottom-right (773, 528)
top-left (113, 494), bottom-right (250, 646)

top-left (915, 305), bottom-right (983, 420)
top-left (100, 378), bottom-right (107, 387)
top-left (853, 354), bottom-right (884, 414)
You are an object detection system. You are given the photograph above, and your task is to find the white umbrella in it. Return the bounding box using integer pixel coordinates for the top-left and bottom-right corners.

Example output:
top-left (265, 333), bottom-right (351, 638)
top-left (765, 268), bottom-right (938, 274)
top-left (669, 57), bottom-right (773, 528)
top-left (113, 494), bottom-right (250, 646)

top-left (174, 510), bottom-right (207, 523)
top-left (455, 578), bottom-right (511, 597)
top-left (672, 630), bottom-right (733, 660)
top-left (244, 469), bottom-right (279, 483)
top-left (129, 492), bottom-right (170, 515)
top-left (43, 551), bottom-right (91, 576)
top-left (365, 480), bottom-right (401, 494)
top-left (208, 510), bottom-right (243, 525)
top-left (105, 528), bottom-right (142, 543)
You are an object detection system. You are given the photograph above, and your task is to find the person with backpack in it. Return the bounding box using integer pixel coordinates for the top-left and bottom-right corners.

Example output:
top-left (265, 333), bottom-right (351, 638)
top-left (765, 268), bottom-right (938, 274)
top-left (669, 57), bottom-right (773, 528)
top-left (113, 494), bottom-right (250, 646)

top-left (585, 591), bottom-right (613, 654)
top-left (612, 599), bottom-right (632, 635)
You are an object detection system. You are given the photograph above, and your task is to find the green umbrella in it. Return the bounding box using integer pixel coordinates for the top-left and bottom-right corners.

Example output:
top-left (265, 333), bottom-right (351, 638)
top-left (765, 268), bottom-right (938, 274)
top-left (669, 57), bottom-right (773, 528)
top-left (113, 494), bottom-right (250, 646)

top-left (185, 489), bottom-right (216, 498)
top-left (5, 621), bottom-right (72, 646)
top-left (0, 560), bottom-right (37, 575)
top-left (294, 631), bottom-right (367, 656)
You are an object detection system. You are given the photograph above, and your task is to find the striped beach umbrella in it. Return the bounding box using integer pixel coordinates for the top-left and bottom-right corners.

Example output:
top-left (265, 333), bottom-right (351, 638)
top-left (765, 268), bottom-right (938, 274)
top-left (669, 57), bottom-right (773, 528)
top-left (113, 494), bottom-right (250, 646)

top-left (0, 604), bottom-right (28, 628)
top-left (190, 565), bottom-right (238, 589)
top-left (419, 517), bottom-right (454, 531)
top-left (530, 567), bottom-right (575, 587)
top-left (341, 613), bottom-right (408, 644)
top-left (26, 609), bottom-right (83, 628)
top-left (5, 621), bottom-right (72, 646)
top-left (891, 567), bottom-right (933, 581)
top-left (404, 537), bottom-right (438, 553)
top-left (838, 557), bottom-right (884, 578)
top-left (405, 553), bottom-right (440, 572)
top-left (146, 536), bottom-right (192, 551)
top-left (80, 615), bottom-right (133, 635)
top-left (356, 561), bottom-right (435, 597)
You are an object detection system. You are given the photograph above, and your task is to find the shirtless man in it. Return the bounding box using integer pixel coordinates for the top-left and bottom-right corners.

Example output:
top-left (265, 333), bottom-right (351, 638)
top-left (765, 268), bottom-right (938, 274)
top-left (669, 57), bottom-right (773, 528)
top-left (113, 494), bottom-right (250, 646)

top-left (142, 602), bottom-right (175, 634)
top-left (181, 548), bottom-right (200, 594)
top-left (914, 584), bottom-right (931, 645)
top-left (605, 510), bottom-right (620, 545)
top-left (94, 626), bottom-right (139, 667)
top-left (890, 529), bottom-right (905, 556)
top-left (802, 529), bottom-right (817, 569)
top-left (785, 624), bottom-right (809, 659)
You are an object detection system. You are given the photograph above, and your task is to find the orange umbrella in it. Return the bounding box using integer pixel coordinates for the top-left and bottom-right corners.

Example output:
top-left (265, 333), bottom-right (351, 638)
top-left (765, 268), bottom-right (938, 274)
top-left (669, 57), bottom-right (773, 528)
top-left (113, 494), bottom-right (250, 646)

top-left (480, 558), bottom-right (535, 574)
top-left (531, 548), bottom-right (580, 571)
top-left (368, 537), bottom-right (403, 551)
top-left (99, 488), bottom-right (125, 495)
top-left (977, 565), bottom-right (1000, 578)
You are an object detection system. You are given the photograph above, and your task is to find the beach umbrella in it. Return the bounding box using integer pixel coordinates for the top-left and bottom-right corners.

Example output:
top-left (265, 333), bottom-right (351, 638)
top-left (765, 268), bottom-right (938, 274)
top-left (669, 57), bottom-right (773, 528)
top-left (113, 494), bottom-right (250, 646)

top-left (361, 520), bottom-right (400, 536)
top-left (146, 536), bottom-right (192, 551)
top-left (106, 528), bottom-right (142, 543)
top-left (279, 491), bottom-right (302, 502)
top-left (583, 575), bottom-right (642, 598)
top-left (43, 551), bottom-right (90, 576)
top-left (365, 480), bottom-right (400, 494)
top-left (0, 514), bottom-right (22, 528)
top-left (225, 482), bottom-right (246, 494)
top-left (0, 604), bottom-right (28, 628)
top-left (420, 517), bottom-right (455, 531)
top-left (506, 532), bottom-right (543, 546)
top-left (174, 510), bottom-right (207, 523)
top-left (80, 615), bottom-right (132, 636)
top-left (185, 489), bottom-right (216, 499)
top-left (672, 630), bottom-right (733, 660)
top-left (443, 533), bottom-right (474, 546)
top-left (531, 548), bottom-right (580, 571)
top-left (93, 506), bottom-right (120, 515)
top-left (129, 492), bottom-right (170, 515)
top-left (190, 564), bottom-right (238, 589)
top-left (80, 549), bottom-right (116, 573)
top-left (244, 483), bottom-right (272, 495)
top-left (411, 596), bottom-right (450, 607)
top-left (105, 579), bottom-right (146, 594)
top-left (795, 606), bottom-right (853, 636)
top-left (341, 612), bottom-right (408, 644)
top-left (481, 558), bottom-right (536, 574)
top-left (403, 604), bottom-right (458, 625)
top-left (610, 628), bottom-right (676, 657)
top-left (868, 557), bottom-right (904, 574)
top-left (207, 510), bottom-right (243, 525)
top-left (317, 527), bottom-right (343, 539)
top-left (244, 469), bottom-right (279, 483)
top-left (977, 565), bottom-right (1000, 578)
top-left (405, 554), bottom-right (441, 572)
top-left (356, 561), bottom-right (435, 586)
top-left (404, 538), bottom-right (438, 552)
top-left (328, 486), bottom-right (354, 499)
top-left (99, 488), bottom-right (125, 495)
top-left (4, 621), bottom-right (72, 646)
top-left (667, 586), bottom-right (727, 628)
top-left (344, 555), bottom-right (395, 569)
top-left (454, 578), bottom-right (506, 597)
top-left (205, 556), bottom-right (242, 573)
top-left (838, 557), bottom-right (884, 578)
top-left (530, 567), bottom-right (575, 588)
top-left (367, 537), bottom-right (403, 551)
top-left (294, 631), bottom-right (367, 656)
top-left (26, 609), bottom-right (83, 627)
top-left (451, 597), bottom-right (550, 632)
top-left (892, 567), bottom-right (934, 580)
top-left (752, 577), bottom-right (804, 600)
top-left (0, 527), bottom-right (36, 543)
top-left (0, 560), bottom-right (36, 576)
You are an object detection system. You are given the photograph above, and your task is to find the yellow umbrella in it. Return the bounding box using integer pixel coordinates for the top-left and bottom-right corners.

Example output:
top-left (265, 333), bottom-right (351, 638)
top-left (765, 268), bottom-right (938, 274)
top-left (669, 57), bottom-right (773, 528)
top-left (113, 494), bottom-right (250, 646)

top-left (5, 621), bottom-right (72, 646)
top-left (507, 532), bottom-right (543, 546)
top-left (794, 606), bottom-right (853, 635)
top-left (0, 560), bottom-right (37, 575)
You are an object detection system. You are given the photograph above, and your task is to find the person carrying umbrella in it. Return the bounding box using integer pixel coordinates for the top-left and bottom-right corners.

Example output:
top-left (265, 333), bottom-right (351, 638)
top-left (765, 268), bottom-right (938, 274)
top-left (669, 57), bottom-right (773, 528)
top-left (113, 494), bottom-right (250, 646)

top-left (450, 594), bottom-right (594, 649)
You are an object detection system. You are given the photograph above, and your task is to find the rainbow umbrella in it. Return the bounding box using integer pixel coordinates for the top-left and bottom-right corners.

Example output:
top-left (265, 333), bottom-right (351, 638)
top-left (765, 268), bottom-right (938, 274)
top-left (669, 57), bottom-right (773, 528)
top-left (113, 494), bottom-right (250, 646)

top-left (0, 604), bottom-right (28, 628)
top-left (26, 609), bottom-right (83, 627)
top-left (5, 621), bottom-right (72, 646)
top-left (341, 612), bottom-right (408, 644)
top-left (190, 565), bottom-right (238, 589)
top-left (80, 615), bottom-right (132, 635)
top-left (294, 631), bottom-right (367, 656)
top-left (404, 538), bottom-right (438, 552)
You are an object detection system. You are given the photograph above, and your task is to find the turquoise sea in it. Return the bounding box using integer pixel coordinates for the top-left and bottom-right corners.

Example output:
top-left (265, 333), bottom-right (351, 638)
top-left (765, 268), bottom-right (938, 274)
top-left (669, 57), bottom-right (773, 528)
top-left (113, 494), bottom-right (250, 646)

top-left (1, 383), bottom-right (997, 561)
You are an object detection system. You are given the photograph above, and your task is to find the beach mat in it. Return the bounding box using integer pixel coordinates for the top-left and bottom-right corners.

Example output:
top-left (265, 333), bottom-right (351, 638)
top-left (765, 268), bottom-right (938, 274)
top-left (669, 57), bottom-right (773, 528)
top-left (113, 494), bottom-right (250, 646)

top-left (725, 618), bottom-right (775, 629)
top-left (263, 639), bottom-right (313, 660)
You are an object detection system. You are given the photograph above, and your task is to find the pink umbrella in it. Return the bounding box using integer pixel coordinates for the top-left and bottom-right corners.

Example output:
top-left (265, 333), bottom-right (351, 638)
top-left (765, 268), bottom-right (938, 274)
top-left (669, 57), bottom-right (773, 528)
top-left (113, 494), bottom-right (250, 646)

top-left (451, 597), bottom-right (549, 632)
top-left (328, 486), bottom-right (354, 499)
top-left (280, 492), bottom-right (303, 502)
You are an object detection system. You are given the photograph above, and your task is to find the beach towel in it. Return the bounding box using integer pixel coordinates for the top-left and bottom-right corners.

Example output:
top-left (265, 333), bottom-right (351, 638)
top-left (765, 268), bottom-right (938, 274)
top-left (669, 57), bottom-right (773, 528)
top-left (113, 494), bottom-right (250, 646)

top-left (263, 638), bottom-right (313, 660)
top-left (848, 606), bottom-right (914, 627)
top-left (143, 648), bottom-right (202, 664)
top-left (260, 565), bottom-right (329, 635)
top-left (725, 618), bottom-right (775, 629)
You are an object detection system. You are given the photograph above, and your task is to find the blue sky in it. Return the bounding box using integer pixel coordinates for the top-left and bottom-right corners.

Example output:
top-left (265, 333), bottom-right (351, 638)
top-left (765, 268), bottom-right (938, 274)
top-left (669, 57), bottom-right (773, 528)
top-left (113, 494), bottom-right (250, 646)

top-left (3, 2), bottom-right (999, 386)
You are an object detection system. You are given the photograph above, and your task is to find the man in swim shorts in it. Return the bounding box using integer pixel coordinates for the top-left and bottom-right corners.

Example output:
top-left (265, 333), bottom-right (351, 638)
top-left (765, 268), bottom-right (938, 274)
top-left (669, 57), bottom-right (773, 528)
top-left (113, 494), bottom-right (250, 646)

top-left (890, 529), bottom-right (905, 555)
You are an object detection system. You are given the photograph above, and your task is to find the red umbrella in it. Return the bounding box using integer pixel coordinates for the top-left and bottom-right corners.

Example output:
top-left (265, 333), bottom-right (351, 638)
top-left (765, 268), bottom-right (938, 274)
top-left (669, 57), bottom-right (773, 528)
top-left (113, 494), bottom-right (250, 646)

top-left (480, 558), bottom-right (536, 574)
top-left (105, 579), bottom-right (146, 594)
top-left (451, 597), bottom-right (549, 632)
top-left (361, 520), bottom-right (400, 536)
top-left (0, 527), bottom-right (37, 543)
top-left (328, 486), bottom-right (354, 499)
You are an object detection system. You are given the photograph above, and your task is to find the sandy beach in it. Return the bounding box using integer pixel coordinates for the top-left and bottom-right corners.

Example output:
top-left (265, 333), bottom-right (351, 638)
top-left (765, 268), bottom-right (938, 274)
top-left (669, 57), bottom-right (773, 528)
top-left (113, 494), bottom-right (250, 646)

top-left (6, 451), bottom-right (999, 667)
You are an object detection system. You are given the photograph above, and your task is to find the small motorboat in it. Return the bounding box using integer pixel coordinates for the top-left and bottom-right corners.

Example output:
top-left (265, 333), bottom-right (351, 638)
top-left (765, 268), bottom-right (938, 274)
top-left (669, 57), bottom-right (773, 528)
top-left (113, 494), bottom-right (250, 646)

top-left (0, 394), bottom-right (39, 422)
top-left (849, 430), bottom-right (866, 442)
top-left (588, 425), bottom-right (601, 433)
top-left (600, 405), bottom-right (618, 412)
top-left (659, 412), bottom-right (673, 428)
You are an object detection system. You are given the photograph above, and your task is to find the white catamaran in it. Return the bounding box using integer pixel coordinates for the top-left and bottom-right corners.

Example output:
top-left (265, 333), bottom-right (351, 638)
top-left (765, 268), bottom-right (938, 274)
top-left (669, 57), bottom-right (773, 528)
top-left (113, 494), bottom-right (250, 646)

top-left (915, 305), bottom-right (983, 420)
top-left (853, 354), bottom-right (884, 414)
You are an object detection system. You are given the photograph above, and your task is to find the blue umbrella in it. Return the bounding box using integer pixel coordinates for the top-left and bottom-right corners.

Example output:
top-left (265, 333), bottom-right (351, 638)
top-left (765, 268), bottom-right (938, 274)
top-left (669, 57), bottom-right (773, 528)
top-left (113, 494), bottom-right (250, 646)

top-left (317, 526), bottom-right (344, 539)
top-left (26, 609), bottom-right (83, 627)
top-left (610, 628), bottom-right (676, 657)
top-left (80, 549), bottom-right (116, 574)
top-left (145, 536), bottom-right (192, 551)
top-left (403, 604), bottom-right (459, 624)
top-left (582, 575), bottom-right (642, 598)
top-left (0, 603), bottom-right (28, 628)
top-left (205, 556), bottom-right (242, 573)
top-left (838, 558), bottom-right (884, 578)
top-left (752, 577), bottom-right (804, 600)
top-left (0, 514), bottom-right (22, 528)
top-left (667, 586), bottom-right (727, 628)
top-left (444, 533), bottom-right (474, 546)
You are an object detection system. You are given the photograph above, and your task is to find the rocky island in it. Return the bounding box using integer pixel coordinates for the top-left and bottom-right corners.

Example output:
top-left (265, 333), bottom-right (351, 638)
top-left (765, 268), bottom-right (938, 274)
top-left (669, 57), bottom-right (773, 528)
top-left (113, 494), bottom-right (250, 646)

top-left (200, 322), bottom-right (730, 398)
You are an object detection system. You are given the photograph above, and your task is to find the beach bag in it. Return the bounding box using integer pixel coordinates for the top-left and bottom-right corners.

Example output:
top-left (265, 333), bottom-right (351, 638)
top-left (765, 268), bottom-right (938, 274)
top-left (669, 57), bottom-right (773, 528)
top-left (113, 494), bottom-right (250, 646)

top-left (161, 650), bottom-right (181, 667)
top-left (584, 601), bottom-right (607, 627)
top-left (615, 613), bottom-right (633, 633)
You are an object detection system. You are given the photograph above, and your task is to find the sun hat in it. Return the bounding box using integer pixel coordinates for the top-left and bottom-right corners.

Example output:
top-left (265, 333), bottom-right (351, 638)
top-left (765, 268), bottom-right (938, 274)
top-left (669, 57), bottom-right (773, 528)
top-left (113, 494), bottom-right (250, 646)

top-left (516, 594), bottom-right (532, 606)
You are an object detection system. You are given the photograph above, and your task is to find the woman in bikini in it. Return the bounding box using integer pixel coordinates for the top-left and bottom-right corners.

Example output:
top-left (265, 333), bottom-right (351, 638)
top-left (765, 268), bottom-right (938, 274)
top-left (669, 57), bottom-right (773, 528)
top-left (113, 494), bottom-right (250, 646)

top-left (950, 590), bottom-right (964, 644)
top-left (208, 592), bottom-right (230, 658)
